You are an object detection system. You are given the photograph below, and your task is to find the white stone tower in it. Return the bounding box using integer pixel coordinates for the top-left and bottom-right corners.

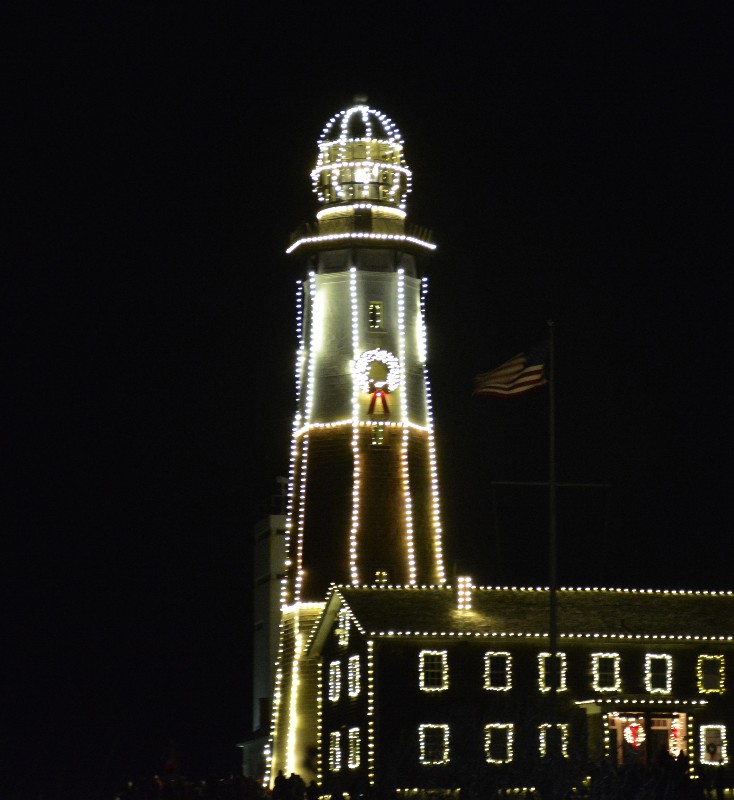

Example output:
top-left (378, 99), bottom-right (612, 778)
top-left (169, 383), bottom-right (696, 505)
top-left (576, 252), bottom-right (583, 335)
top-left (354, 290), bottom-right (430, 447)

top-left (267, 101), bottom-right (447, 782)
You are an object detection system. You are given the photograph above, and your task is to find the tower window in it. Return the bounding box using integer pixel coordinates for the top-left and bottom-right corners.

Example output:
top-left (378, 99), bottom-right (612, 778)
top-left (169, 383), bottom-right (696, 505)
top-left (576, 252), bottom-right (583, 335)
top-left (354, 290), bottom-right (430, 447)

top-left (485, 724), bottom-right (514, 763)
top-left (484, 652), bottom-right (512, 691)
top-left (418, 724), bottom-right (449, 765)
top-left (371, 422), bottom-right (386, 447)
top-left (419, 650), bottom-right (448, 692)
top-left (368, 302), bottom-right (384, 330)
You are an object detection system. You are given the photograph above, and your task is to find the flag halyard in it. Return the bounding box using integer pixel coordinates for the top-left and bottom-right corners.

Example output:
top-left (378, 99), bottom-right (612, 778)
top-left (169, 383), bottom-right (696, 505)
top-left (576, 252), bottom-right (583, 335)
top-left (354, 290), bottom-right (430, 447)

top-left (473, 343), bottom-right (549, 397)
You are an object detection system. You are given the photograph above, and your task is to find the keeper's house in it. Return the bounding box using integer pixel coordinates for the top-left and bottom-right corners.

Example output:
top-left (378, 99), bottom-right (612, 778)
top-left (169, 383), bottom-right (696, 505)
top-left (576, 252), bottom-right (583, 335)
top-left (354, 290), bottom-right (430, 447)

top-left (308, 583), bottom-right (733, 796)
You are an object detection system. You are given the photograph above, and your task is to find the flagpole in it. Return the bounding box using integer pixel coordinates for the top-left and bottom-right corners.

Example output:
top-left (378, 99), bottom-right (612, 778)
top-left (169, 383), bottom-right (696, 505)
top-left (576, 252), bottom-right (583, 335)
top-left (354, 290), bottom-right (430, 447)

top-left (548, 319), bottom-right (558, 799)
top-left (549, 319), bottom-right (557, 660)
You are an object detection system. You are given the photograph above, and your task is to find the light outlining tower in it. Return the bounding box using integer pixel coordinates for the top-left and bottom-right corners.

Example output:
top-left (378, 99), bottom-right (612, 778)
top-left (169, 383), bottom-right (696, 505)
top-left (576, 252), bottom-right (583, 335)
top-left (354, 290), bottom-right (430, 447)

top-left (266, 101), bottom-right (447, 784)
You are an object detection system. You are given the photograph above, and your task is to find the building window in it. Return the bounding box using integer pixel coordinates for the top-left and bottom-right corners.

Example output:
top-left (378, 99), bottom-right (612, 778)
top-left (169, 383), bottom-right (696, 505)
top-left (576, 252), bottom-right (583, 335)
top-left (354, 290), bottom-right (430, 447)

top-left (418, 724), bottom-right (449, 765)
top-left (419, 650), bottom-right (448, 692)
top-left (348, 654), bottom-right (361, 697)
top-left (348, 727), bottom-right (361, 769)
top-left (540, 723), bottom-right (570, 759)
top-left (329, 661), bottom-right (341, 702)
top-left (700, 725), bottom-right (728, 765)
top-left (484, 652), bottom-right (512, 691)
top-left (329, 731), bottom-right (342, 772)
top-left (592, 652), bottom-right (621, 692)
top-left (538, 652), bottom-right (567, 692)
top-left (645, 654), bottom-right (672, 694)
top-left (336, 610), bottom-right (350, 648)
top-left (368, 302), bottom-right (384, 330)
top-left (698, 655), bottom-right (725, 694)
top-left (484, 724), bottom-right (514, 763)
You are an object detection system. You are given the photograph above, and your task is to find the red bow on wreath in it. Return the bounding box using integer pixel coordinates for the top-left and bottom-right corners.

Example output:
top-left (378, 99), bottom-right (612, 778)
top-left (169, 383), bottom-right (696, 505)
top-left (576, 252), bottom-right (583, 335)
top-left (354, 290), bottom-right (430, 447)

top-left (368, 383), bottom-right (390, 416)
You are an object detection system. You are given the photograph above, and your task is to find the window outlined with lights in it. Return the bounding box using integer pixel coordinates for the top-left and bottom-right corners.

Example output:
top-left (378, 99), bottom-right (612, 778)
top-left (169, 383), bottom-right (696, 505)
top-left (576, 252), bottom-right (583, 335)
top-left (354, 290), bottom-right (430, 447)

top-left (328, 660), bottom-right (342, 702)
top-left (484, 723), bottom-right (514, 763)
top-left (419, 650), bottom-right (448, 692)
top-left (329, 731), bottom-right (342, 772)
top-left (645, 654), bottom-right (672, 694)
top-left (368, 301), bottom-right (384, 330)
top-left (697, 655), bottom-right (725, 694)
top-left (592, 652), bottom-right (621, 692)
top-left (418, 724), bottom-right (449, 765)
top-left (348, 727), bottom-right (361, 769)
top-left (700, 725), bottom-right (728, 765)
top-left (348, 654), bottom-right (361, 698)
top-left (538, 652), bottom-right (567, 693)
top-left (484, 652), bottom-right (512, 692)
top-left (539, 723), bottom-right (570, 759)
top-left (336, 609), bottom-right (350, 648)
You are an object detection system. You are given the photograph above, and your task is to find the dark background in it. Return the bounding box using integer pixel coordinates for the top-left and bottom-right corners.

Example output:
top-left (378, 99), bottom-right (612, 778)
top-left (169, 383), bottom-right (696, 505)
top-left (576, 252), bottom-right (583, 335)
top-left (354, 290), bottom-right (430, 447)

top-left (6, 3), bottom-right (733, 797)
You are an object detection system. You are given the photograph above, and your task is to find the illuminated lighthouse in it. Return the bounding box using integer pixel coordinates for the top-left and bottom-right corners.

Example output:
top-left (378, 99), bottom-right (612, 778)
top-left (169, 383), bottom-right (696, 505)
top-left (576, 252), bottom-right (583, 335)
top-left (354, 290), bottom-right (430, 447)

top-left (267, 102), bottom-right (447, 780)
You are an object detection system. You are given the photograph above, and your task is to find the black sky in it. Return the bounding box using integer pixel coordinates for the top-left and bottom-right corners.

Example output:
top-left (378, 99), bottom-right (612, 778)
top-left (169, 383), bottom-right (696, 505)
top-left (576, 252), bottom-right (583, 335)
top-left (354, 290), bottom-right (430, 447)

top-left (6, 4), bottom-right (734, 798)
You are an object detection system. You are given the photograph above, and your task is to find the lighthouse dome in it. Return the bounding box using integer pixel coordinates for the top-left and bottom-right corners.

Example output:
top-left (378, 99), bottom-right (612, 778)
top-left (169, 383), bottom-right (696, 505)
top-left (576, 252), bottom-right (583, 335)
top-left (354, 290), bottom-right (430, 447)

top-left (312, 102), bottom-right (412, 210)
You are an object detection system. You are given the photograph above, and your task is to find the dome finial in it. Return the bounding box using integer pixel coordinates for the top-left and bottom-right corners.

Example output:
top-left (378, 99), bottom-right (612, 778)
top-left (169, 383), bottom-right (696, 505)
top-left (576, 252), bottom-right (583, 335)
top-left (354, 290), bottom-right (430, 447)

top-left (353, 93), bottom-right (368, 104)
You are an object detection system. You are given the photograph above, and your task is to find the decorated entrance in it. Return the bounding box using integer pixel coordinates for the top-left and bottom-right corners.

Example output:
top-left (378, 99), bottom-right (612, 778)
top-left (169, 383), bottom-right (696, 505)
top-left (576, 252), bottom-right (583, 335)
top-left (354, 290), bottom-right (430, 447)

top-left (607, 711), bottom-right (687, 767)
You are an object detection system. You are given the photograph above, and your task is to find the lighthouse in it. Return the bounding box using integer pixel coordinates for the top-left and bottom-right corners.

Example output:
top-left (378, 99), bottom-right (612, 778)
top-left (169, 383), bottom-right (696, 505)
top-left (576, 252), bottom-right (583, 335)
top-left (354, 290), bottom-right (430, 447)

top-left (266, 101), bottom-right (447, 781)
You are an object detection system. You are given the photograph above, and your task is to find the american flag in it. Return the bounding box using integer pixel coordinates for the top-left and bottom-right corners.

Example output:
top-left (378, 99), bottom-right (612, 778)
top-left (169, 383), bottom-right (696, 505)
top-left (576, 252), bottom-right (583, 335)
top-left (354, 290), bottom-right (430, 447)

top-left (473, 344), bottom-right (548, 397)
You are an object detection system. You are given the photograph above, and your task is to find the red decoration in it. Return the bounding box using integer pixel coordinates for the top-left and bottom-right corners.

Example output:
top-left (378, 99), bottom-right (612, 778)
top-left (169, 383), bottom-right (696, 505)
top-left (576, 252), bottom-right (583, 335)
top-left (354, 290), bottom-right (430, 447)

top-left (368, 389), bottom-right (390, 416)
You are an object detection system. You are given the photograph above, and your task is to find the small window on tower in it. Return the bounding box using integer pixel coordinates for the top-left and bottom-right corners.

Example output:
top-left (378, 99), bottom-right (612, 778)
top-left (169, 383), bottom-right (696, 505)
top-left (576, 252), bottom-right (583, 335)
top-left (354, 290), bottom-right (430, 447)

top-left (371, 422), bottom-right (386, 447)
top-left (368, 302), bottom-right (384, 330)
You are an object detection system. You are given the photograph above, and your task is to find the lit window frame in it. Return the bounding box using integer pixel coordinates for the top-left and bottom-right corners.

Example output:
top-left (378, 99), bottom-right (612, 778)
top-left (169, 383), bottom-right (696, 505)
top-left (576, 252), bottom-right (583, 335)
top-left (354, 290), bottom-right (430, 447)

top-left (697, 655), bottom-right (725, 694)
top-left (484, 651), bottom-right (512, 692)
top-left (484, 723), bottom-right (514, 764)
top-left (329, 730), bottom-right (342, 772)
top-left (538, 651), bottom-right (567, 693)
top-left (348, 727), bottom-right (361, 769)
top-left (348, 654), bottom-right (361, 698)
top-left (539, 723), bottom-right (570, 759)
top-left (328, 660), bottom-right (342, 702)
top-left (368, 301), bottom-right (384, 330)
top-left (336, 609), bottom-right (350, 648)
top-left (592, 652), bottom-right (621, 692)
top-left (700, 725), bottom-right (728, 766)
top-left (645, 653), bottom-right (673, 694)
top-left (419, 650), bottom-right (448, 692)
top-left (418, 724), bottom-right (450, 765)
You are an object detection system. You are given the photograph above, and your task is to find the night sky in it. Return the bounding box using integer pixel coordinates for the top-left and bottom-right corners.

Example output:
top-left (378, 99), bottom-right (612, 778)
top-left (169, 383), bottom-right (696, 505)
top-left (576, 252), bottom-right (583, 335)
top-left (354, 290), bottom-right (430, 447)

top-left (7, 4), bottom-right (733, 798)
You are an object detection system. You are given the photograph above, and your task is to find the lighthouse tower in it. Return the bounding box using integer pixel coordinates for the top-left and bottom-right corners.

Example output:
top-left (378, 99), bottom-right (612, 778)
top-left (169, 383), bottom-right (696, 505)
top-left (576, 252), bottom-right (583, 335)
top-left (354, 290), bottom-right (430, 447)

top-left (267, 101), bottom-right (446, 781)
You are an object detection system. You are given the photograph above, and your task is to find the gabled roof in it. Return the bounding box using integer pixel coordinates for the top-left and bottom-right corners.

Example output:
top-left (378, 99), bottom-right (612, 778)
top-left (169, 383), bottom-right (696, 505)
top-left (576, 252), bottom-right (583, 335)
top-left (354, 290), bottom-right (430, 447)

top-left (308, 585), bottom-right (734, 655)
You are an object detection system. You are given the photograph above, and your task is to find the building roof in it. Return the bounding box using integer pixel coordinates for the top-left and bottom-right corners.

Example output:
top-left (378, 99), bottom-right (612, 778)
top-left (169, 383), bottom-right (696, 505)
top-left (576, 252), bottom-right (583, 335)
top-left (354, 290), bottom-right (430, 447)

top-left (308, 585), bottom-right (734, 653)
